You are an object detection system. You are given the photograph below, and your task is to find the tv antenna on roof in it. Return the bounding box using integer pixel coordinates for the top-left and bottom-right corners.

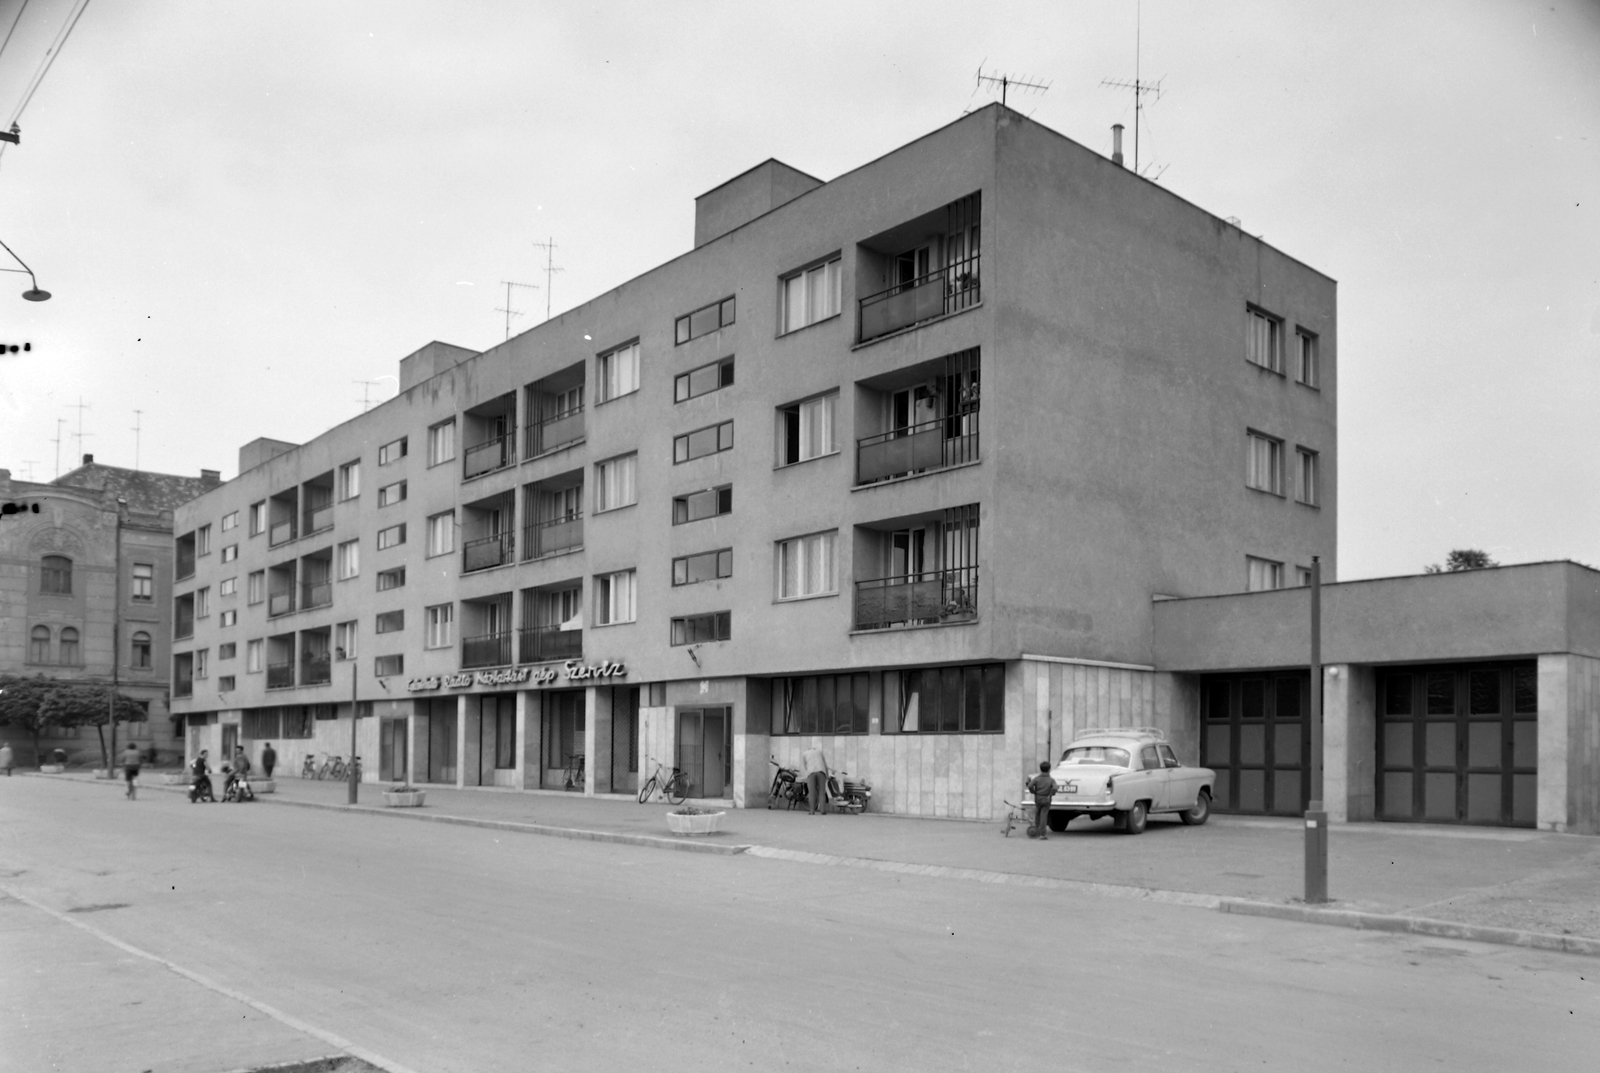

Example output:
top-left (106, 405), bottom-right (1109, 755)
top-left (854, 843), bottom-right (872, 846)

top-left (131, 410), bottom-right (143, 470)
top-left (974, 64), bottom-right (1050, 109)
top-left (495, 280), bottom-right (538, 341)
top-left (532, 238), bottom-right (564, 323)
top-left (1100, 0), bottom-right (1165, 177)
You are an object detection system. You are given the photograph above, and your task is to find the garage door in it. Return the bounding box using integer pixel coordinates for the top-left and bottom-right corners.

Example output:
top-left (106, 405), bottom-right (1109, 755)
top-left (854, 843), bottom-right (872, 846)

top-left (1200, 672), bottom-right (1309, 816)
top-left (1376, 663), bottom-right (1536, 827)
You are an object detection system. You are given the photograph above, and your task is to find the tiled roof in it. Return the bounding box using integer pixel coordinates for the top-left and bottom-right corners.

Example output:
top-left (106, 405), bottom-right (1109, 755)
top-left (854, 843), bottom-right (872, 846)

top-left (52, 464), bottom-right (217, 514)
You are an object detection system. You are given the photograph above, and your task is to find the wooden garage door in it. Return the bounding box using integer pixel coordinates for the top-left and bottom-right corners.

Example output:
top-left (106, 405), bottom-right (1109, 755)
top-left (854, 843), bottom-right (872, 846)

top-left (1200, 672), bottom-right (1310, 816)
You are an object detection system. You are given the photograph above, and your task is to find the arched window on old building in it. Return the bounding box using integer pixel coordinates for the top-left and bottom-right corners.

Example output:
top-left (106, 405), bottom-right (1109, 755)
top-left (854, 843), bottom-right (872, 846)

top-left (40, 555), bottom-right (73, 595)
top-left (132, 631), bottom-right (152, 669)
top-left (29, 625), bottom-right (51, 663)
top-left (59, 627), bottom-right (81, 665)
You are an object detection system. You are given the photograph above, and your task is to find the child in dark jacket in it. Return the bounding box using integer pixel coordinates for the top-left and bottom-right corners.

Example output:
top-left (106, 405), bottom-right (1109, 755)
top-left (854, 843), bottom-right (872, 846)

top-left (1028, 761), bottom-right (1058, 840)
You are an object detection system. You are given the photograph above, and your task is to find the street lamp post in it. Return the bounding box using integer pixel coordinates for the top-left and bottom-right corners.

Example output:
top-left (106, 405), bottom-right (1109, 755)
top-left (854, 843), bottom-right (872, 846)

top-left (0, 235), bottom-right (51, 301)
top-left (338, 648), bottom-right (358, 805)
top-left (1304, 556), bottom-right (1328, 904)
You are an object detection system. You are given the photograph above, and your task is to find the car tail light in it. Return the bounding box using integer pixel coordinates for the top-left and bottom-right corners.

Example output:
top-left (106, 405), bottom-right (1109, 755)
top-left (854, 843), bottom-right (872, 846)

top-left (1105, 775), bottom-right (1115, 793)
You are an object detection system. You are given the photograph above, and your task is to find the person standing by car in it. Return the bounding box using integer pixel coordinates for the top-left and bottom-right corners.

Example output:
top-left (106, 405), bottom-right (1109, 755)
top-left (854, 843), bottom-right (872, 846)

top-left (121, 742), bottom-right (143, 800)
top-left (1028, 761), bottom-right (1058, 840)
top-left (801, 744), bottom-right (830, 815)
top-left (260, 742), bottom-right (276, 779)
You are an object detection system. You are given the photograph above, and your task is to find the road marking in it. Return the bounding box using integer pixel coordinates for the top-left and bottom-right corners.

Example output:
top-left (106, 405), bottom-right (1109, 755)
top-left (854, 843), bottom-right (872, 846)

top-left (0, 880), bottom-right (421, 1073)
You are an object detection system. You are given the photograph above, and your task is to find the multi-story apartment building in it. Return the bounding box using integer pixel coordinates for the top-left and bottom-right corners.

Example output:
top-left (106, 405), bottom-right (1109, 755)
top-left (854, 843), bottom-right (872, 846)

top-left (1, 459), bottom-right (220, 764)
top-left (171, 104), bottom-right (1338, 818)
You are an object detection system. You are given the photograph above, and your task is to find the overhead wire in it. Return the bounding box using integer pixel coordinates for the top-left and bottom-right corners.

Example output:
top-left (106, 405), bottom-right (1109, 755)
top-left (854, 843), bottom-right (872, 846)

top-left (0, 0), bottom-right (93, 162)
top-left (0, 0), bottom-right (35, 70)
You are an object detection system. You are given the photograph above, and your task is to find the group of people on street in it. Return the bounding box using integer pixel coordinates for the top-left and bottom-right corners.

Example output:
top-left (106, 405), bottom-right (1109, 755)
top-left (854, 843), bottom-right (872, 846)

top-left (187, 744), bottom-right (271, 802)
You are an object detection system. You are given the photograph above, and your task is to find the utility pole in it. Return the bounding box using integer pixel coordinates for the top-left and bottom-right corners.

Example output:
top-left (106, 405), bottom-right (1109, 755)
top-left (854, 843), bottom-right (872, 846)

top-left (1305, 556), bottom-right (1328, 904)
top-left (532, 239), bottom-right (563, 322)
top-left (495, 280), bottom-right (538, 341)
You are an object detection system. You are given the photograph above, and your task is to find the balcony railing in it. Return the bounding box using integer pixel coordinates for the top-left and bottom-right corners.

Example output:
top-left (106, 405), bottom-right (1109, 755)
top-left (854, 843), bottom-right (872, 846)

top-left (463, 531), bottom-right (515, 573)
top-left (267, 661), bottom-right (295, 689)
top-left (269, 519), bottom-right (297, 547)
top-left (858, 253), bottom-right (981, 343)
top-left (854, 566), bottom-right (979, 631)
top-left (268, 591), bottom-right (296, 617)
top-left (526, 407), bottom-right (585, 458)
top-left (523, 513), bottom-right (583, 560)
top-left (174, 617), bottom-right (195, 641)
top-left (464, 430), bottom-right (516, 479)
top-left (462, 632), bottom-right (513, 669)
top-left (857, 410), bottom-right (979, 485)
top-left (303, 504), bottom-right (334, 535)
top-left (300, 653), bottom-right (332, 686)
top-left (176, 550), bottom-right (195, 580)
top-left (300, 580), bottom-right (332, 610)
top-left (174, 675), bottom-right (194, 698)
top-left (518, 624), bottom-right (582, 663)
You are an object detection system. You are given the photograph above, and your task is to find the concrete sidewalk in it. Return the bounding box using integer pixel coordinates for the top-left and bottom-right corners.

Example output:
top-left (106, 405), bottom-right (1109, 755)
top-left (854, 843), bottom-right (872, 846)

top-left (43, 769), bottom-right (1600, 954)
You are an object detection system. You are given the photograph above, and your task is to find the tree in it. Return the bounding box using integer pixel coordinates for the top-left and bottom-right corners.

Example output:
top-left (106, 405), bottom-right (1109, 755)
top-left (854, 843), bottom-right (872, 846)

top-left (0, 675), bottom-right (84, 765)
top-left (1424, 548), bottom-right (1499, 574)
top-left (0, 676), bottom-right (149, 768)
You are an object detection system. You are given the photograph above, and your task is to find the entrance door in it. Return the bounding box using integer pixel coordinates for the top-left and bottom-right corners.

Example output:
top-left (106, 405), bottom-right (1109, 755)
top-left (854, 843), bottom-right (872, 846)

top-left (1200, 673), bottom-right (1308, 815)
top-left (425, 702), bottom-right (457, 784)
top-left (221, 724), bottom-right (238, 764)
top-left (380, 718), bottom-right (408, 782)
top-left (542, 690), bottom-right (584, 789)
top-left (676, 707), bottom-right (730, 799)
top-left (610, 687), bottom-right (639, 794)
top-left (1377, 663), bottom-right (1537, 826)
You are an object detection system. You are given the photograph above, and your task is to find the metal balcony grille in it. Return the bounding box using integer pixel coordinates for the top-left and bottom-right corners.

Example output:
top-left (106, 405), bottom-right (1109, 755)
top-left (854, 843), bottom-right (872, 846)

top-left (464, 430), bottom-right (516, 479)
top-left (462, 632), bottom-right (513, 669)
top-left (463, 531), bottom-right (515, 573)
top-left (523, 513), bottom-right (583, 560)
top-left (518, 624), bottom-right (582, 663)
top-left (267, 662), bottom-right (295, 689)
top-left (526, 406), bottom-right (584, 458)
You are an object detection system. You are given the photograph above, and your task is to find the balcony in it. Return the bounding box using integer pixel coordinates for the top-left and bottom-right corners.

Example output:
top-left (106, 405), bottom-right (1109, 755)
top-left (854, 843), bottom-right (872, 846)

top-left (267, 661), bottom-right (295, 689)
top-left (269, 519), bottom-right (297, 547)
top-left (176, 549), bottom-right (195, 581)
top-left (854, 566), bottom-right (978, 631)
top-left (268, 591), bottom-right (296, 617)
top-left (300, 581), bottom-right (332, 610)
top-left (463, 531), bottom-right (515, 573)
top-left (174, 616), bottom-right (194, 641)
top-left (518, 624), bottom-right (582, 663)
top-left (857, 411), bottom-right (979, 485)
top-left (174, 675), bottom-right (193, 698)
top-left (527, 406), bottom-right (584, 458)
top-left (464, 430), bottom-right (516, 479)
top-left (858, 253), bottom-right (981, 344)
top-left (462, 632), bottom-right (512, 669)
top-left (303, 504), bottom-right (334, 536)
top-left (300, 652), bottom-right (332, 686)
top-left (523, 513), bottom-right (583, 560)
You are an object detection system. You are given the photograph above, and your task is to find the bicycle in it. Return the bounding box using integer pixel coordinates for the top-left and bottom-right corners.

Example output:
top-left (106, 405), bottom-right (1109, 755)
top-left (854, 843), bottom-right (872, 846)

top-left (767, 756), bottom-right (800, 810)
top-left (562, 752), bottom-right (585, 792)
top-left (327, 756), bottom-right (348, 781)
top-left (316, 755), bottom-right (340, 781)
top-left (300, 754), bottom-right (317, 779)
top-left (1000, 799), bottom-right (1039, 838)
top-left (636, 756), bottom-right (688, 805)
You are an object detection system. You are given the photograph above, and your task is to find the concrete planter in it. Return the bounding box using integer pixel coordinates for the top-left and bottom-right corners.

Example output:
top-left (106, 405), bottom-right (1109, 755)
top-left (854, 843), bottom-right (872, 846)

top-left (666, 810), bottom-right (725, 836)
top-left (38, 765), bottom-right (64, 774)
top-left (163, 773), bottom-right (191, 785)
top-left (383, 790), bottom-right (426, 808)
top-left (252, 779), bottom-right (276, 794)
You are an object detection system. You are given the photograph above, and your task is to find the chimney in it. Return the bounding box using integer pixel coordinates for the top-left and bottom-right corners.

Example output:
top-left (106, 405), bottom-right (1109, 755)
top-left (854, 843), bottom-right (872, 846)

top-left (201, 469), bottom-right (221, 487)
top-left (82, 453), bottom-right (94, 464)
top-left (1111, 124), bottom-right (1124, 167)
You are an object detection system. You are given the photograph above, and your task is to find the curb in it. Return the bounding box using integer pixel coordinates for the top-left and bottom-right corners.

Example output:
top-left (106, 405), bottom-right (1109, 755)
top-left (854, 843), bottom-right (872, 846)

top-left (1217, 898), bottom-right (1600, 957)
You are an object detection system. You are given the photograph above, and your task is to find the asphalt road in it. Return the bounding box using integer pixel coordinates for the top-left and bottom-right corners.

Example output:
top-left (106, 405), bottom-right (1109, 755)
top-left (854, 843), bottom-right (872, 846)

top-left (2, 776), bottom-right (1596, 1073)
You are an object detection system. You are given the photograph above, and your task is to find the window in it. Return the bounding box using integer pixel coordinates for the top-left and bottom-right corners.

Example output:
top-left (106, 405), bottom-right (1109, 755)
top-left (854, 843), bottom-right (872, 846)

top-left (779, 393), bottom-right (837, 465)
top-left (218, 642), bottom-right (236, 660)
top-left (249, 501), bottom-right (266, 535)
top-left (379, 480), bottom-right (407, 507)
top-left (1296, 566), bottom-right (1314, 587)
top-left (1247, 432), bottom-right (1283, 495)
top-left (772, 673), bottom-right (870, 735)
top-left (892, 664), bottom-right (1005, 733)
top-left (221, 544), bottom-right (238, 564)
top-left (671, 611), bottom-right (731, 645)
top-left (376, 566), bottom-right (406, 591)
top-left (596, 454), bottom-right (637, 512)
top-left (338, 460), bottom-right (361, 500)
top-left (377, 523), bottom-right (407, 550)
top-left (596, 341), bottom-right (641, 403)
top-left (778, 531), bottom-right (836, 599)
top-left (220, 609), bottom-right (237, 628)
top-left (246, 639), bottom-right (263, 673)
top-left (1296, 448), bottom-right (1319, 506)
top-left (337, 539), bottom-right (360, 579)
top-left (674, 421), bottom-right (733, 463)
top-left (29, 625), bottom-right (49, 663)
top-left (335, 621), bottom-right (357, 660)
top-left (428, 420), bottom-right (456, 466)
top-left (1246, 307), bottom-right (1283, 373)
top-left (221, 510), bottom-right (239, 532)
top-left (595, 569), bottom-right (636, 625)
top-left (219, 676), bottom-right (236, 692)
top-left (40, 555), bottom-right (72, 594)
top-left (1296, 330), bottom-right (1319, 388)
top-left (675, 357), bottom-right (734, 403)
top-left (375, 654), bottom-right (404, 677)
top-left (673, 548), bottom-right (732, 586)
top-left (672, 485), bottom-right (731, 524)
top-left (195, 587), bottom-right (211, 618)
top-left (782, 257), bottom-right (841, 333)
top-left (675, 295), bottom-right (736, 345)
top-left (132, 631), bottom-right (153, 668)
top-left (220, 576), bottom-right (237, 597)
top-left (195, 649), bottom-right (209, 679)
top-left (197, 525), bottom-right (212, 555)
top-left (426, 604), bottom-right (455, 648)
top-left (60, 627), bottom-right (80, 665)
top-left (132, 563), bottom-right (154, 601)
top-left (248, 571), bottom-right (265, 604)
top-left (1247, 556), bottom-right (1284, 592)
top-left (376, 610), bottom-right (405, 634)
top-left (379, 437), bottom-right (408, 465)
top-left (426, 512), bottom-right (454, 556)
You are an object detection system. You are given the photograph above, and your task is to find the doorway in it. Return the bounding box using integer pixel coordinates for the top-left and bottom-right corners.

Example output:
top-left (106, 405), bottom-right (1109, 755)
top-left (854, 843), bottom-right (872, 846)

top-left (542, 690), bottom-right (584, 789)
top-left (416, 699), bottom-right (457, 784)
top-left (1200, 673), bottom-right (1309, 815)
top-left (380, 718), bottom-right (408, 782)
top-left (221, 723), bottom-right (238, 764)
top-left (676, 707), bottom-right (731, 799)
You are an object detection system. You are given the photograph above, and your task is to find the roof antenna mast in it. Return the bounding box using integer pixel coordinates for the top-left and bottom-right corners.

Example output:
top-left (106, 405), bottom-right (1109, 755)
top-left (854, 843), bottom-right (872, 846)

top-left (495, 280), bottom-right (538, 341)
top-left (1100, 0), bottom-right (1165, 175)
top-left (532, 238), bottom-right (563, 323)
top-left (974, 63), bottom-right (1050, 109)
top-left (131, 409), bottom-right (143, 471)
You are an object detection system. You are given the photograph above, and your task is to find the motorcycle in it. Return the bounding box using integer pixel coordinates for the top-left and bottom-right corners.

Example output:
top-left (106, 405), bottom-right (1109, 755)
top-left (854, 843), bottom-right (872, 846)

top-left (220, 765), bottom-right (256, 803)
top-left (767, 756), bottom-right (800, 809)
top-left (188, 771), bottom-right (214, 803)
top-left (788, 767), bottom-right (873, 814)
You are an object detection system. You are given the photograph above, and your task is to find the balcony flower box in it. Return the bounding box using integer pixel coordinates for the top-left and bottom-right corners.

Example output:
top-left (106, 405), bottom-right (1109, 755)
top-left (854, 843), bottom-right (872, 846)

top-left (383, 786), bottom-right (426, 808)
top-left (665, 806), bottom-right (725, 836)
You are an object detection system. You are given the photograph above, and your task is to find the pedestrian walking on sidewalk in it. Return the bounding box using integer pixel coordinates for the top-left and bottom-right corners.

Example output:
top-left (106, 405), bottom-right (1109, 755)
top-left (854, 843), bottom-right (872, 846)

top-left (121, 743), bottom-right (143, 800)
top-left (1028, 761), bottom-right (1058, 839)
top-left (801, 744), bottom-right (831, 815)
top-left (0, 741), bottom-right (12, 776)
top-left (260, 742), bottom-right (276, 779)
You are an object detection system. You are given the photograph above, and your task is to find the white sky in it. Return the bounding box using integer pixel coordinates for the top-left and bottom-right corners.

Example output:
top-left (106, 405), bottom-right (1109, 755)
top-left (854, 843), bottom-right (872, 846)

top-left (0, 0), bottom-right (1595, 581)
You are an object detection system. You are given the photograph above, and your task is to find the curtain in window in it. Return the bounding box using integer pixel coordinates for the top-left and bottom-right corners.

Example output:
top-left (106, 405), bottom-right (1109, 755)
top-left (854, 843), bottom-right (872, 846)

top-left (799, 395), bottom-right (835, 460)
top-left (1247, 435), bottom-right (1280, 492)
top-left (600, 571), bottom-right (635, 624)
top-left (598, 456), bottom-right (636, 511)
top-left (1248, 312), bottom-right (1278, 369)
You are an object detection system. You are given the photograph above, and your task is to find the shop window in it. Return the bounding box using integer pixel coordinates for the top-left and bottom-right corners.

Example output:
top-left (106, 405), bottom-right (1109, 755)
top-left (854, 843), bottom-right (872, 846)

top-left (771, 673), bottom-right (869, 735)
top-left (890, 664), bottom-right (1004, 733)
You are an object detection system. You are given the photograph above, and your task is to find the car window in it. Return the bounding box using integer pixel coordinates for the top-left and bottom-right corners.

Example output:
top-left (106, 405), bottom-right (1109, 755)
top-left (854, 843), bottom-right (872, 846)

top-left (1060, 746), bottom-right (1131, 768)
top-left (1140, 745), bottom-right (1160, 770)
top-left (1159, 744), bottom-right (1181, 768)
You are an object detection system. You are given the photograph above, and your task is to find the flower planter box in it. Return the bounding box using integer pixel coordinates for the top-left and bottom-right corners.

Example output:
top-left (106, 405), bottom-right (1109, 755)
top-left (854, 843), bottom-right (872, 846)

top-left (666, 810), bottom-right (725, 836)
top-left (38, 765), bottom-right (64, 774)
top-left (383, 790), bottom-right (426, 808)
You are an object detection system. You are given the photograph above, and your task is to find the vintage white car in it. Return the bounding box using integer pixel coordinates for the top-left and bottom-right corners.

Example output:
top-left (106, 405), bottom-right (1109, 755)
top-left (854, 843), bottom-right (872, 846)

top-left (1043, 728), bottom-right (1214, 834)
